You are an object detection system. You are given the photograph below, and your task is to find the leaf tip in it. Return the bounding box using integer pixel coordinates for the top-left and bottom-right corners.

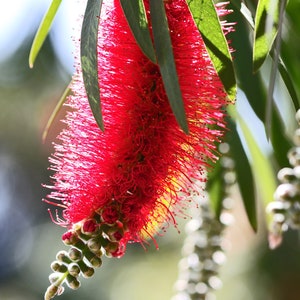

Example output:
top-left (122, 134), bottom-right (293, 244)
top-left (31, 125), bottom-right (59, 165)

top-left (28, 54), bottom-right (35, 69)
top-left (181, 122), bottom-right (189, 135)
top-left (96, 119), bottom-right (105, 132)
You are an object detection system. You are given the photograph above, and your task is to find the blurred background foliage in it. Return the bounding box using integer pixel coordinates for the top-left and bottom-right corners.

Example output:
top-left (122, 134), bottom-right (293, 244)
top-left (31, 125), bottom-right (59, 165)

top-left (1, 0), bottom-right (300, 300)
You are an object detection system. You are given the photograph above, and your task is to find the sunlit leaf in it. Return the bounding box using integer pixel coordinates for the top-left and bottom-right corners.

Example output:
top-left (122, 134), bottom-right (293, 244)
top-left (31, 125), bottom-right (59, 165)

top-left (188, 0), bottom-right (236, 101)
top-left (264, 0), bottom-right (288, 138)
top-left (231, 0), bottom-right (298, 110)
top-left (42, 80), bottom-right (73, 143)
top-left (232, 0), bottom-right (298, 110)
top-left (120, 0), bottom-right (156, 63)
top-left (29, 0), bottom-right (62, 68)
top-left (253, 0), bottom-right (280, 71)
top-left (228, 105), bottom-right (277, 228)
top-left (149, 0), bottom-right (188, 133)
top-left (231, 7), bottom-right (291, 168)
top-left (230, 0), bottom-right (255, 28)
top-left (81, 0), bottom-right (104, 131)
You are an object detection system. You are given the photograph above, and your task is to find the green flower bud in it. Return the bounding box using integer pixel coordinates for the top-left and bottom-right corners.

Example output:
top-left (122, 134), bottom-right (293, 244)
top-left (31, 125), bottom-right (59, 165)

top-left (69, 248), bottom-right (83, 262)
top-left (66, 274), bottom-right (81, 290)
top-left (68, 263), bottom-right (81, 277)
top-left (50, 261), bottom-right (67, 273)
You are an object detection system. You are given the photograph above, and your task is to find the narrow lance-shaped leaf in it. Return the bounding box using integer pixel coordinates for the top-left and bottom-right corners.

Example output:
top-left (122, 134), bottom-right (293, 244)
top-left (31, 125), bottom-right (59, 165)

top-left (149, 0), bottom-right (189, 134)
top-left (228, 105), bottom-right (277, 228)
top-left (231, 0), bottom-right (299, 110)
top-left (120, 0), bottom-right (156, 63)
top-left (230, 0), bottom-right (255, 28)
top-left (231, 7), bottom-right (292, 168)
top-left (227, 117), bottom-right (257, 231)
top-left (188, 0), bottom-right (236, 101)
top-left (29, 0), bottom-right (62, 67)
top-left (276, 56), bottom-right (300, 109)
top-left (81, 0), bottom-right (104, 131)
top-left (253, 0), bottom-right (280, 71)
top-left (265, 0), bottom-right (288, 138)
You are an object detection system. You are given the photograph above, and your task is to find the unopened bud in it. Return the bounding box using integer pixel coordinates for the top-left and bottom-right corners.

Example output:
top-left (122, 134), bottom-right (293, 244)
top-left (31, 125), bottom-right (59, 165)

top-left (69, 248), bottom-right (82, 262)
top-left (56, 251), bottom-right (71, 263)
top-left (82, 219), bottom-right (99, 235)
top-left (48, 273), bottom-right (60, 284)
top-left (66, 274), bottom-right (81, 290)
top-left (44, 284), bottom-right (59, 300)
top-left (277, 168), bottom-right (296, 183)
top-left (288, 148), bottom-right (300, 167)
top-left (105, 225), bottom-right (124, 242)
top-left (266, 201), bottom-right (290, 214)
top-left (50, 261), bottom-right (67, 273)
top-left (84, 248), bottom-right (102, 265)
top-left (104, 241), bottom-right (119, 257)
top-left (77, 260), bottom-right (95, 277)
top-left (274, 183), bottom-right (297, 201)
top-left (89, 255), bottom-right (102, 268)
top-left (68, 263), bottom-right (81, 277)
top-left (87, 238), bottom-right (102, 253)
top-left (62, 231), bottom-right (79, 245)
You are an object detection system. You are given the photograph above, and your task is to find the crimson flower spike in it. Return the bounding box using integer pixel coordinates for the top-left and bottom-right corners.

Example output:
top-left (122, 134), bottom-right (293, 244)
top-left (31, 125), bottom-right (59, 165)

top-left (44, 0), bottom-right (234, 298)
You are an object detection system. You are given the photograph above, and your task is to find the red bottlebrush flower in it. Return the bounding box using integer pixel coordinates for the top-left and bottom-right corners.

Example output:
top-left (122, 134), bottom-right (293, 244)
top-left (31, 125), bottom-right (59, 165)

top-left (47, 0), bottom-right (231, 256)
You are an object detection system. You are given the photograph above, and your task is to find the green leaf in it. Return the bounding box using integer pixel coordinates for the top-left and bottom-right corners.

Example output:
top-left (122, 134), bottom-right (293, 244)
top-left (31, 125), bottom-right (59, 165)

top-left (81, 0), bottom-right (104, 131)
top-left (227, 118), bottom-right (257, 231)
top-left (264, 0), bottom-right (288, 138)
top-left (207, 119), bottom-right (257, 229)
top-left (253, 0), bottom-right (280, 71)
top-left (230, 0), bottom-right (255, 29)
top-left (232, 0), bottom-right (298, 110)
top-left (149, 0), bottom-right (188, 134)
top-left (188, 0), bottom-right (236, 101)
top-left (228, 105), bottom-right (277, 228)
top-left (277, 56), bottom-right (300, 110)
top-left (231, 7), bottom-right (292, 168)
top-left (29, 0), bottom-right (62, 68)
top-left (120, 0), bottom-right (156, 63)
top-left (42, 80), bottom-right (73, 143)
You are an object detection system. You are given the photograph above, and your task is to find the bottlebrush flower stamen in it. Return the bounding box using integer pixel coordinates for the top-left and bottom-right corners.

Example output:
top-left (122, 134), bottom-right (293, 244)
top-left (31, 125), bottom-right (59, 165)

top-left (44, 0), bottom-right (233, 298)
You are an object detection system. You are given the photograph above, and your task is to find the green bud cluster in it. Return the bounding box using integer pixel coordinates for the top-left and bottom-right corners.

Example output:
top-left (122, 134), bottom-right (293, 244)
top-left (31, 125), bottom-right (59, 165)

top-left (172, 195), bottom-right (227, 300)
top-left (267, 110), bottom-right (300, 248)
top-left (44, 214), bottom-right (127, 300)
top-left (172, 143), bottom-right (234, 300)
